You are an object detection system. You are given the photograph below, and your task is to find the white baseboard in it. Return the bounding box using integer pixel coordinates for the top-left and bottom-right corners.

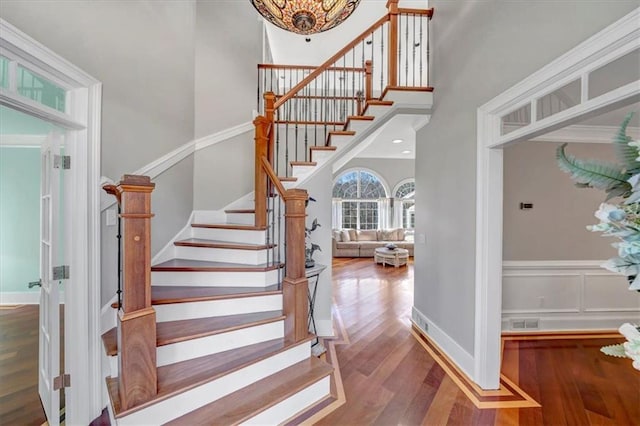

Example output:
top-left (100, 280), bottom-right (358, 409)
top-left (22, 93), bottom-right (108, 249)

top-left (411, 306), bottom-right (474, 378)
top-left (151, 211), bottom-right (195, 265)
top-left (502, 313), bottom-right (640, 331)
top-left (0, 290), bottom-right (65, 305)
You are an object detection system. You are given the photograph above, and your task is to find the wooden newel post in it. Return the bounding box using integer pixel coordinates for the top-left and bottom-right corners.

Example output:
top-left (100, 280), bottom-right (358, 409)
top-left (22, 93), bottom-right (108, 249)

top-left (254, 116), bottom-right (270, 228)
top-left (365, 60), bottom-right (373, 102)
top-left (282, 188), bottom-right (309, 342)
top-left (264, 91), bottom-right (276, 165)
top-left (387, 0), bottom-right (399, 87)
top-left (116, 174), bottom-right (157, 410)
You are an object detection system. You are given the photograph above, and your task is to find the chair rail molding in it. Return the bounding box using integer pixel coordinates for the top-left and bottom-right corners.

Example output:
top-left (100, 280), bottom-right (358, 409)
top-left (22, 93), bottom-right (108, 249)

top-left (100, 121), bottom-right (254, 211)
top-left (475, 8), bottom-right (640, 390)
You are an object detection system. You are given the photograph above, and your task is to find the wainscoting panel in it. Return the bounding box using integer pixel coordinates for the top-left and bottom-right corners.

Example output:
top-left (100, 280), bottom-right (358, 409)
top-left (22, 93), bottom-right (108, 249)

top-left (502, 261), bottom-right (640, 331)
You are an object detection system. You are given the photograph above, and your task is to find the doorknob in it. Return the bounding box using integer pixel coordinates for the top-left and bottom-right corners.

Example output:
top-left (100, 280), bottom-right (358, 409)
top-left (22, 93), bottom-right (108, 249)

top-left (28, 279), bottom-right (42, 288)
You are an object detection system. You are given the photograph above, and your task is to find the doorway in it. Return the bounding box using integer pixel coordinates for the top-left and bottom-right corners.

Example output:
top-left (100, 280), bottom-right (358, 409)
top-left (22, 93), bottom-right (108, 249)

top-left (0, 18), bottom-right (102, 424)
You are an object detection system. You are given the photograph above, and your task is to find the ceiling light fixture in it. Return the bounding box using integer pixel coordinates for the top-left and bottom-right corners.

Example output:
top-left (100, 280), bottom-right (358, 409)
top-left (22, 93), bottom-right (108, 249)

top-left (250, 0), bottom-right (362, 35)
top-left (392, 139), bottom-right (403, 144)
top-left (402, 150), bottom-right (411, 154)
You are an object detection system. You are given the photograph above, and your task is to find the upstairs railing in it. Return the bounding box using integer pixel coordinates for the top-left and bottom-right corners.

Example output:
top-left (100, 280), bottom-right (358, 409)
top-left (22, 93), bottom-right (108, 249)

top-left (256, 0), bottom-right (433, 178)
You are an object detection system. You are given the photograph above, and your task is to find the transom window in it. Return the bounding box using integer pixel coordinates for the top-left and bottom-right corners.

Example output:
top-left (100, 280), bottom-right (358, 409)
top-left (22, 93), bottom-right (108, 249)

top-left (333, 170), bottom-right (388, 230)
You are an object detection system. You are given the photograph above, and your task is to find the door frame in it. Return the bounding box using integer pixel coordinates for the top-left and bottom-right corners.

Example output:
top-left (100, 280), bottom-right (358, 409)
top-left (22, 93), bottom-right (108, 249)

top-left (0, 19), bottom-right (103, 423)
top-left (474, 9), bottom-right (640, 389)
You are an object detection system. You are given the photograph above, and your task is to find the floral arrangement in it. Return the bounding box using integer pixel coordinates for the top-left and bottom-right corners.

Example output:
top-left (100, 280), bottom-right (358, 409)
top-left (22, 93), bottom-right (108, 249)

top-left (556, 112), bottom-right (640, 370)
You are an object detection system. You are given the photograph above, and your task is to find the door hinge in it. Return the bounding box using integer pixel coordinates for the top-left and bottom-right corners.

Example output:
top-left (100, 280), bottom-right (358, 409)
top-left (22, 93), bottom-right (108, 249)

top-left (52, 265), bottom-right (70, 280)
top-left (53, 155), bottom-right (71, 170)
top-left (53, 373), bottom-right (71, 390)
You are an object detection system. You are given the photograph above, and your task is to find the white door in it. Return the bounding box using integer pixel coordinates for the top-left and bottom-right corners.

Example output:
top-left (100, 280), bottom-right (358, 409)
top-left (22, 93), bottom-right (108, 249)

top-left (38, 132), bottom-right (66, 426)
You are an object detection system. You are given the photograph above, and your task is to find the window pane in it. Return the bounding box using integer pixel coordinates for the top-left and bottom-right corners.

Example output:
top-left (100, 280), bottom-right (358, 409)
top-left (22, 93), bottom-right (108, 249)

top-left (395, 181), bottom-right (415, 199)
top-left (536, 79), bottom-right (581, 121)
top-left (359, 171), bottom-right (386, 198)
top-left (342, 201), bottom-right (357, 229)
top-left (17, 66), bottom-right (66, 113)
top-left (0, 56), bottom-right (8, 89)
top-left (402, 200), bottom-right (415, 229)
top-left (359, 201), bottom-right (378, 229)
top-left (501, 103), bottom-right (531, 136)
top-left (333, 171), bottom-right (358, 199)
top-left (589, 49), bottom-right (640, 100)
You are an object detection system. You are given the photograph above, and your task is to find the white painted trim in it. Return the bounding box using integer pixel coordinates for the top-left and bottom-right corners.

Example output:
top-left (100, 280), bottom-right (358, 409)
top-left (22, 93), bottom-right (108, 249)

top-left (502, 260), bottom-right (608, 270)
top-left (100, 122), bottom-right (254, 211)
top-left (0, 291), bottom-right (66, 304)
top-left (501, 314), bottom-right (640, 331)
top-left (0, 134), bottom-right (47, 146)
top-left (392, 177), bottom-right (416, 198)
top-left (412, 307), bottom-right (474, 378)
top-left (1, 18), bottom-right (103, 424)
top-left (512, 124), bottom-right (640, 144)
top-left (475, 8), bottom-right (640, 391)
top-left (194, 121), bottom-right (254, 151)
top-left (0, 88), bottom-right (85, 130)
top-left (314, 318), bottom-right (335, 337)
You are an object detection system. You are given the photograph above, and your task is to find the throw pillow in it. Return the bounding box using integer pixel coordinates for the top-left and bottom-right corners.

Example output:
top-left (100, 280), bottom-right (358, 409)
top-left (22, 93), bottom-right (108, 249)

top-left (332, 230), bottom-right (342, 242)
top-left (341, 230), bottom-right (351, 242)
top-left (381, 229), bottom-right (397, 241)
top-left (396, 228), bottom-right (406, 241)
top-left (348, 229), bottom-right (357, 241)
top-left (357, 230), bottom-right (378, 241)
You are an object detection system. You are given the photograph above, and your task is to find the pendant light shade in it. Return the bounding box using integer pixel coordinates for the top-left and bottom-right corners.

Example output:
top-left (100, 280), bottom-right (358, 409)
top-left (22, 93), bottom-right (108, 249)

top-left (251, 0), bottom-right (362, 35)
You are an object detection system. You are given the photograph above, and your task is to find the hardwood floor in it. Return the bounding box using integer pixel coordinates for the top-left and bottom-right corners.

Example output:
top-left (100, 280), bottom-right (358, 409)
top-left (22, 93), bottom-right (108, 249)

top-left (316, 257), bottom-right (640, 425)
top-left (1, 258), bottom-right (638, 425)
top-left (0, 305), bottom-right (46, 425)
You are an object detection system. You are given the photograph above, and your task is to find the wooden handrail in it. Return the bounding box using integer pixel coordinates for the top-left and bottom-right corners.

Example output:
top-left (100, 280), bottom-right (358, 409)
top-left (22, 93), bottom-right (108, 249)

top-left (259, 64), bottom-right (366, 73)
top-left (397, 7), bottom-right (434, 17)
top-left (260, 156), bottom-right (287, 199)
top-left (274, 14), bottom-right (390, 109)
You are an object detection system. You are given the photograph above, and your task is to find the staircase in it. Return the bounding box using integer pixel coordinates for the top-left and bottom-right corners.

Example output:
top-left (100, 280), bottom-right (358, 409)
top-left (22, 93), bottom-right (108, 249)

top-left (101, 2), bottom-right (433, 424)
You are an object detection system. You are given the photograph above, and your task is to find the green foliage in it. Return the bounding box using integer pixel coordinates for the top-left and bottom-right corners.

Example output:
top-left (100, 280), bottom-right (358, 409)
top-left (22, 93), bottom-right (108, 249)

top-left (613, 113), bottom-right (640, 174)
top-left (556, 143), bottom-right (631, 200)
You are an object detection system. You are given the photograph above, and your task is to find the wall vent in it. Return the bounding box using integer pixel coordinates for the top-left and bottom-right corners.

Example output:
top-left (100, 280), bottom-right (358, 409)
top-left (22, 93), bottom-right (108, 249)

top-left (511, 318), bottom-right (539, 330)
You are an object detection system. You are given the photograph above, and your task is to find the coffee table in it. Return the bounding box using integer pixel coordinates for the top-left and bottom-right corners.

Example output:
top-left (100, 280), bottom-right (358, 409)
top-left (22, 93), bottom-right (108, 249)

top-left (374, 247), bottom-right (409, 268)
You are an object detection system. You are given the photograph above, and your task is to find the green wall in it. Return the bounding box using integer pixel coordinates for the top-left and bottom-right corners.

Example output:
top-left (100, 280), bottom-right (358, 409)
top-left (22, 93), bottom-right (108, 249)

top-left (0, 146), bottom-right (41, 294)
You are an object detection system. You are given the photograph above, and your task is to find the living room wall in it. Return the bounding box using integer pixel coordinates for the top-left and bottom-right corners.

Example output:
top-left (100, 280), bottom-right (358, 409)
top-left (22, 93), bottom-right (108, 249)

top-left (414, 0), bottom-right (638, 375)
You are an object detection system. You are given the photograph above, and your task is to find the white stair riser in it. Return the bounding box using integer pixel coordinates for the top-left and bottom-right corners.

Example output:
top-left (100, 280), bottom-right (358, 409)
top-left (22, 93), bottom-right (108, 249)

top-left (365, 105), bottom-right (391, 118)
top-left (190, 227), bottom-right (266, 244)
top-left (174, 245), bottom-right (267, 265)
top-left (283, 181), bottom-right (296, 189)
top-left (384, 90), bottom-right (434, 106)
top-left (157, 320), bottom-right (283, 367)
top-left (242, 376), bottom-right (331, 426)
top-left (116, 341), bottom-right (312, 426)
top-left (154, 294), bottom-right (282, 322)
top-left (152, 269), bottom-right (280, 287)
top-left (291, 165), bottom-right (317, 179)
top-left (311, 150), bottom-right (334, 163)
top-left (226, 212), bottom-right (255, 225)
top-left (328, 135), bottom-right (354, 149)
top-left (346, 120), bottom-right (372, 133)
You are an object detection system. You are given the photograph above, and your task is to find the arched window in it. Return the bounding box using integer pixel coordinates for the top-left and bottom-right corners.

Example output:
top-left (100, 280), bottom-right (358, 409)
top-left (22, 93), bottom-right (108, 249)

top-left (393, 179), bottom-right (415, 230)
top-left (333, 169), bottom-right (388, 230)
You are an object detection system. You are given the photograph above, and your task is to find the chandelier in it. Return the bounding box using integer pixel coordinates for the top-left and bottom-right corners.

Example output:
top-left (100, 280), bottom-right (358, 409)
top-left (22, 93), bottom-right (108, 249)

top-left (251, 0), bottom-right (362, 35)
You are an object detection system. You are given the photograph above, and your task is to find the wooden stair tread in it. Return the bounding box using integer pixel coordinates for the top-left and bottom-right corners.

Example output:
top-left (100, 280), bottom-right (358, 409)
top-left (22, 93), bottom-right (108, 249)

top-left (278, 176), bottom-right (298, 182)
top-left (385, 85), bottom-right (435, 92)
top-left (310, 146), bottom-right (337, 151)
top-left (191, 223), bottom-right (266, 231)
top-left (107, 335), bottom-right (315, 418)
top-left (224, 209), bottom-right (255, 214)
top-left (166, 357), bottom-right (333, 426)
top-left (347, 115), bottom-right (375, 121)
top-left (290, 161), bottom-right (317, 167)
top-left (366, 99), bottom-right (394, 106)
top-left (157, 310), bottom-right (284, 346)
top-left (101, 310), bottom-right (285, 356)
top-left (151, 284), bottom-right (281, 305)
top-left (151, 258), bottom-right (284, 272)
top-left (174, 238), bottom-right (274, 251)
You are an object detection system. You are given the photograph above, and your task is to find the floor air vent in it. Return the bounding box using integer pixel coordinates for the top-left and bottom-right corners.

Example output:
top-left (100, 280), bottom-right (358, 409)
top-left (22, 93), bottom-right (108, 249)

top-left (510, 318), bottom-right (539, 330)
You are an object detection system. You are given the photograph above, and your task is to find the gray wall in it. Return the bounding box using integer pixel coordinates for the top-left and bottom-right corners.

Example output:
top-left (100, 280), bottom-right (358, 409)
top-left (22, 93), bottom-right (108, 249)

top-left (503, 141), bottom-right (616, 261)
top-left (195, 0), bottom-right (262, 137)
top-left (414, 1), bottom-right (637, 357)
top-left (301, 163), bottom-right (334, 334)
top-left (1, 1), bottom-right (197, 304)
top-left (193, 132), bottom-right (255, 210)
top-left (334, 157), bottom-right (415, 195)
